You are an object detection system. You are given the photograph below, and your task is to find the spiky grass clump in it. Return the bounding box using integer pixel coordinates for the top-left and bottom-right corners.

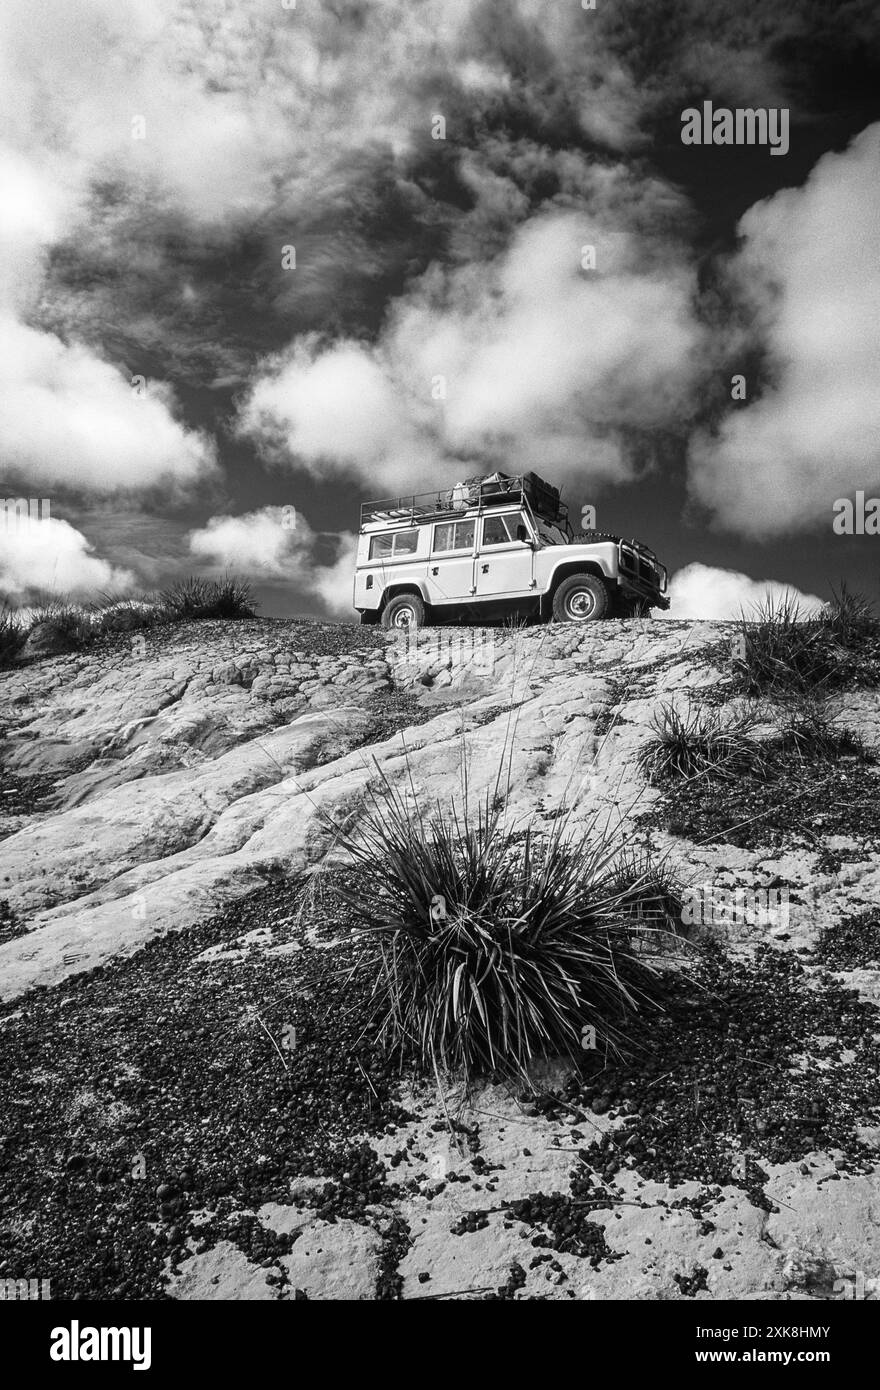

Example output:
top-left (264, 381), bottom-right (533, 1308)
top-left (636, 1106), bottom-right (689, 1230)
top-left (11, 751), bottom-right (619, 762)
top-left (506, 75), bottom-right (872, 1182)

top-left (775, 699), bottom-right (867, 764)
top-left (92, 593), bottom-right (158, 634)
top-left (638, 701), bottom-right (762, 784)
top-left (596, 847), bottom-right (688, 946)
top-left (335, 776), bottom-right (683, 1084)
top-left (732, 586), bottom-right (880, 696)
top-left (0, 604), bottom-right (26, 666)
top-left (26, 601), bottom-right (93, 650)
top-left (159, 575), bottom-right (257, 621)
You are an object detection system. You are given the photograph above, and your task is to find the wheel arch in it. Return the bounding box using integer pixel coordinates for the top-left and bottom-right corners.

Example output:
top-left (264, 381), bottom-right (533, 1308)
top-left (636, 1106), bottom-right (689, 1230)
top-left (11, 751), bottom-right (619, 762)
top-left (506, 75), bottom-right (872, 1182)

top-left (379, 580), bottom-right (430, 611)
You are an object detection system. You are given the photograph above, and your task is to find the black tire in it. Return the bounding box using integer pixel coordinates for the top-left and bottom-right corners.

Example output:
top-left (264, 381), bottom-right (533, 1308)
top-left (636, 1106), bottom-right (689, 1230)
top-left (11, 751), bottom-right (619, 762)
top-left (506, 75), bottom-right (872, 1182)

top-left (551, 574), bottom-right (608, 623)
top-left (359, 610), bottom-right (380, 625)
top-left (381, 593), bottom-right (426, 630)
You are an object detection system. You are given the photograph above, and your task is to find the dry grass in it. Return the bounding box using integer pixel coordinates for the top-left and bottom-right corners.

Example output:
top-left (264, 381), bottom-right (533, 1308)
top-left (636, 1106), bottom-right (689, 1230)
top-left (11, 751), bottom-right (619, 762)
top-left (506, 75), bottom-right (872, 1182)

top-left (731, 586), bottom-right (880, 697)
top-left (637, 701), bottom-right (763, 784)
top-left (330, 767), bottom-right (685, 1085)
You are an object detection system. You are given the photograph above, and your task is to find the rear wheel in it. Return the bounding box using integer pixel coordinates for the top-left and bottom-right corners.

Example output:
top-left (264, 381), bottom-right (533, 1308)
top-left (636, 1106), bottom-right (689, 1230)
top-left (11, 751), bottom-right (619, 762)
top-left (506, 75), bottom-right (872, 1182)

top-left (381, 593), bottom-right (426, 630)
top-left (552, 574), bottom-right (608, 623)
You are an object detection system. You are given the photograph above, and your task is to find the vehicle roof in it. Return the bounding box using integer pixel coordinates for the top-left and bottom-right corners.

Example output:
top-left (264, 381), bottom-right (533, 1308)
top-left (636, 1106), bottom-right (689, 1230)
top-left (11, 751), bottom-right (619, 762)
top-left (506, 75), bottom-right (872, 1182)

top-left (359, 474), bottom-right (568, 532)
top-left (360, 503), bottom-right (525, 533)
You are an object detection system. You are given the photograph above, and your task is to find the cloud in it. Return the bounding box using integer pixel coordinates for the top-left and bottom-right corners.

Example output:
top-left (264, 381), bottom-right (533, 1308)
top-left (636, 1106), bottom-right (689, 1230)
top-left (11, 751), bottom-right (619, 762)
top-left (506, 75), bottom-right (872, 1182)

top-left (661, 563), bottom-right (824, 620)
top-left (310, 532), bottom-right (359, 617)
top-left (188, 506), bottom-right (298, 578)
top-left (0, 315), bottom-right (216, 494)
top-left (0, 512), bottom-right (135, 601)
top-left (687, 124), bottom-right (880, 536)
top-left (186, 507), bottom-right (356, 617)
top-left (238, 206), bottom-right (704, 494)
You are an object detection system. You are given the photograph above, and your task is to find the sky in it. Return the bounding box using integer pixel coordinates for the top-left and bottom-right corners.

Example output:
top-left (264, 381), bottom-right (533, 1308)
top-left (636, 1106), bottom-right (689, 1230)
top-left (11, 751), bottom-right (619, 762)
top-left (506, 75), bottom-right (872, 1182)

top-left (1, 0), bottom-right (879, 620)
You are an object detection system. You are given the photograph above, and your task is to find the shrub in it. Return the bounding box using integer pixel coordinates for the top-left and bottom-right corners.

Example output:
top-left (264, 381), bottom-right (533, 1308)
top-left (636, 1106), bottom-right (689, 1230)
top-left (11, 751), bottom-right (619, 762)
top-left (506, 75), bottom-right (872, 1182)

top-left (0, 604), bottom-right (25, 666)
top-left (26, 601), bottom-right (93, 651)
top-left (775, 699), bottom-right (867, 764)
top-left (159, 575), bottom-right (257, 621)
top-left (638, 701), bottom-right (762, 784)
top-left (333, 772), bottom-right (684, 1085)
top-left (596, 847), bottom-right (688, 948)
top-left (732, 586), bottom-right (880, 696)
top-left (92, 592), bottom-right (159, 634)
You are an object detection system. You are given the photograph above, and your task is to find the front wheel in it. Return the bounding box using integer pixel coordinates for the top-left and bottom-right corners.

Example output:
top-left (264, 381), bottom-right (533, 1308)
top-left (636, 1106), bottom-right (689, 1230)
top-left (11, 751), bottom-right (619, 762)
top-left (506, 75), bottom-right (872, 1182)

top-left (551, 575), bottom-right (608, 623)
top-left (381, 593), bottom-right (426, 630)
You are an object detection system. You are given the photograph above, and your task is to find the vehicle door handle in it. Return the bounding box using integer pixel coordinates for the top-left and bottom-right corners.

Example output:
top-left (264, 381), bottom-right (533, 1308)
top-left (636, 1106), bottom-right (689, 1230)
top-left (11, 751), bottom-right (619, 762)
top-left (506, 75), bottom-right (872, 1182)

top-left (431, 566), bottom-right (438, 575)
top-left (481, 564), bottom-right (489, 573)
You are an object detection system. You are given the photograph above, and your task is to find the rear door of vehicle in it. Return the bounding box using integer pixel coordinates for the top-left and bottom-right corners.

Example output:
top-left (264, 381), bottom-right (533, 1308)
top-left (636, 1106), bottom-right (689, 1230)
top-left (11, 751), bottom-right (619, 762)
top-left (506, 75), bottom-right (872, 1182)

top-left (364, 527), bottom-right (421, 603)
top-left (425, 517), bottom-right (476, 605)
top-left (474, 511), bottom-right (535, 597)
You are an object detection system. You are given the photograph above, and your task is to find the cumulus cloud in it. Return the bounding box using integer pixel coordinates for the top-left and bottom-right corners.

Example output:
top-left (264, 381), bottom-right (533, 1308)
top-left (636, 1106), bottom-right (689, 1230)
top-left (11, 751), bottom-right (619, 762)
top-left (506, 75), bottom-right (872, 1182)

top-left (0, 316), bottom-right (216, 494)
top-left (310, 533), bottom-right (359, 618)
top-left (188, 506), bottom-right (298, 578)
top-left (187, 507), bottom-right (356, 617)
top-left (688, 124), bottom-right (880, 536)
top-left (238, 207), bottom-right (704, 494)
top-left (661, 563), bottom-right (824, 620)
top-left (1, 0), bottom-right (684, 503)
top-left (0, 512), bottom-right (135, 601)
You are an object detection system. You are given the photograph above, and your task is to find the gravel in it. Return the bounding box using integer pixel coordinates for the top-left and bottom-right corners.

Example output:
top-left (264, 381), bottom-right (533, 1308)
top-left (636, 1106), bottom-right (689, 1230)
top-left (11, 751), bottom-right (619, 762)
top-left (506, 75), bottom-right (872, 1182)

top-left (816, 907), bottom-right (880, 971)
top-left (646, 752), bottom-right (880, 852)
top-left (558, 946), bottom-right (880, 1208)
top-left (0, 873), bottom-right (409, 1300)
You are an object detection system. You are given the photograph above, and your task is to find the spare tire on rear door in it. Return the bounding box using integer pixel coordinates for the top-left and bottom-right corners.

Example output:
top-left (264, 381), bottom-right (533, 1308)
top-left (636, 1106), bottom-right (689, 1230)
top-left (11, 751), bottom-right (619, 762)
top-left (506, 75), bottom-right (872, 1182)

top-left (552, 574), bottom-right (608, 623)
top-left (381, 593), bottom-right (426, 630)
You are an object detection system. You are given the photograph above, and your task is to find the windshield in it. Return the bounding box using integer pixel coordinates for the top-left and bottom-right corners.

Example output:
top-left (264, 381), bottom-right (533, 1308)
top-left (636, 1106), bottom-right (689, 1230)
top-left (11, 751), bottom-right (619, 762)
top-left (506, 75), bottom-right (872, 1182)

top-left (535, 519), bottom-right (568, 545)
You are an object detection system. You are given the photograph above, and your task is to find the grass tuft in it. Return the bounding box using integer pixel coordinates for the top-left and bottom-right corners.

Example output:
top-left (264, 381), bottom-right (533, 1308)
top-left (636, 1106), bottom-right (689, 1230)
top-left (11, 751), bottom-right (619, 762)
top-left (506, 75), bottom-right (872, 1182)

top-left (331, 771), bottom-right (684, 1085)
top-left (158, 575), bottom-right (257, 621)
top-left (0, 603), bottom-right (26, 665)
top-left (638, 702), bottom-right (762, 784)
top-left (26, 600), bottom-right (93, 649)
top-left (775, 699), bottom-right (867, 764)
top-left (731, 585), bottom-right (880, 696)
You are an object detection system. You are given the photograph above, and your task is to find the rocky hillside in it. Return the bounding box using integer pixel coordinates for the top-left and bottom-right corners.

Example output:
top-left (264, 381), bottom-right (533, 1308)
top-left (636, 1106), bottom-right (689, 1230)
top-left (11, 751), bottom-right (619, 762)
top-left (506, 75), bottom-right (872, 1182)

top-left (2, 617), bottom-right (879, 1301)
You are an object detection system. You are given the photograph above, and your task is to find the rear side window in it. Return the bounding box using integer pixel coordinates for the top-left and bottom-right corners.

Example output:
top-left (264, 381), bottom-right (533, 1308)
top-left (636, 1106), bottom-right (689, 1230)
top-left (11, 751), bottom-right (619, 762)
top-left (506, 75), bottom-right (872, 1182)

top-left (432, 519), bottom-right (475, 553)
top-left (482, 515), bottom-right (517, 546)
top-left (369, 529), bottom-right (418, 560)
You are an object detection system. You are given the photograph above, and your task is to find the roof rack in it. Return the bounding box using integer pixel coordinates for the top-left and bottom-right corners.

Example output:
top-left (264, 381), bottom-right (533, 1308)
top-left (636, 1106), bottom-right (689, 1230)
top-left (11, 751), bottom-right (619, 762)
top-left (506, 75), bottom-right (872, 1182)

top-left (360, 473), bottom-right (569, 529)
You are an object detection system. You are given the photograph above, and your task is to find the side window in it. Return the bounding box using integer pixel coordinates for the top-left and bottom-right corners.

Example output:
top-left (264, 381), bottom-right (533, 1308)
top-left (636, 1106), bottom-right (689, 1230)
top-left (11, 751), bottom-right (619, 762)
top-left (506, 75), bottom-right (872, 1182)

top-left (393, 529), bottom-right (418, 555)
top-left (433, 520), bottom-right (475, 553)
top-left (482, 516), bottom-right (514, 546)
top-left (369, 529), bottom-right (418, 560)
top-left (369, 533), bottom-right (394, 560)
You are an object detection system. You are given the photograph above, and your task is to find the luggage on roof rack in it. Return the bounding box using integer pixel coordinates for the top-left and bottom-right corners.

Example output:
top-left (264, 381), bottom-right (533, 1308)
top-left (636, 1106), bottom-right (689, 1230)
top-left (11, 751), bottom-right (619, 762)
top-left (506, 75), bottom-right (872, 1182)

top-left (522, 470), bottom-right (562, 522)
top-left (359, 471), bottom-right (567, 528)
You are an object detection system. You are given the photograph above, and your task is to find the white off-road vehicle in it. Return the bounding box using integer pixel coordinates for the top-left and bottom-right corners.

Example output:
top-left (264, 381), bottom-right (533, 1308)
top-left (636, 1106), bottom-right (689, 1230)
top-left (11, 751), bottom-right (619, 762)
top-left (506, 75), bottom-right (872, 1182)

top-left (353, 471), bottom-right (669, 629)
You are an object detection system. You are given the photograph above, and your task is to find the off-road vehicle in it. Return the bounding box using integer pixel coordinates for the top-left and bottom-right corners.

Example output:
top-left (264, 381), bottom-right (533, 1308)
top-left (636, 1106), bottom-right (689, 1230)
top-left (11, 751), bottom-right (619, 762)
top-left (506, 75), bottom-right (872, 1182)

top-left (353, 471), bottom-right (669, 629)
